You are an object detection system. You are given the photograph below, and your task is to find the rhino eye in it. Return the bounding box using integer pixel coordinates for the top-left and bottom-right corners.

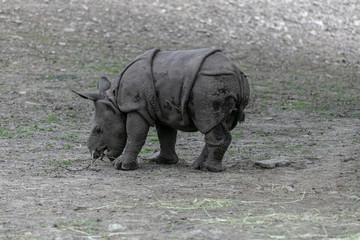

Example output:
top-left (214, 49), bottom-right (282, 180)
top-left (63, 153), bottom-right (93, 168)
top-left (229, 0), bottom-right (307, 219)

top-left (94, 126), bottom-right (102, 134)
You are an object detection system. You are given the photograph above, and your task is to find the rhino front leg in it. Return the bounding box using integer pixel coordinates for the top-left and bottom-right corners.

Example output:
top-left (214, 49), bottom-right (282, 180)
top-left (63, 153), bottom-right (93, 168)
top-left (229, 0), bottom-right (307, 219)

top-left (154, 123), bottom-right (179, 164)
top-left (114, 112), bottom-right (150, 170)
top-left (194, 122), bottom-right (232, 172)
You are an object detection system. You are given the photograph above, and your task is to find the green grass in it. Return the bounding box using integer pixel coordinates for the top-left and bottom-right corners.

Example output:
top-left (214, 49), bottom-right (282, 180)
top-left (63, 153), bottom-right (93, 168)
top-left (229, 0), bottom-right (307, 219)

top-left (0, 121), bottom-right (55, 139)
top-left (0, 127), bottom-right (14, 139)
top-left (64, 144), bottom-right (72, 149)
top-left (45, 142), bottom-right (53, 148)
top-left (54, 220), bottom-right (99, 235)
top-left (232, 131), bottom-right (245, 138)
top-left (62, 160), bottom-right (71, 166)
top-left (47, 114), bottom-right (60, 123)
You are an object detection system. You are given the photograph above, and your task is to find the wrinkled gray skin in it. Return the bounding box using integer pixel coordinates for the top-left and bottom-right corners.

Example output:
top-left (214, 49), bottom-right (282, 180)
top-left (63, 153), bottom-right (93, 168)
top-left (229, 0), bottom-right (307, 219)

top-left (74, 50), bottom-right (249, 172)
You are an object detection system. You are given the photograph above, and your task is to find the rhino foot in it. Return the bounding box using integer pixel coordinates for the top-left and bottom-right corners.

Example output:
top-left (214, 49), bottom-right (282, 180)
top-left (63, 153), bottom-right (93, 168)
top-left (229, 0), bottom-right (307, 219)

top-left (192, 157), bottom-right (204, 170)
top-left (193, 160), bottom-right (224, 172)
top-left (203, 161), bottom-right (224, 172)
top-left (114, 157), bottom-right (139, 171)
top-left (155, 155), bottom-right (179, 165)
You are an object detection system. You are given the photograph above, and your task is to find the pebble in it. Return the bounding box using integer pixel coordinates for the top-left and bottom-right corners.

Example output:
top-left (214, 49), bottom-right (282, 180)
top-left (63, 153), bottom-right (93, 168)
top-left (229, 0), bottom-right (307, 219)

top-left (255, 185), bottom-right (264, 191)
top-left (254, 158), bottom-right (290, 169)
top-left (166, 210), bottom-right (178, 215)
top-left (108, 223), bottom-right (126, 232)
top-left (349, 195), bottom-right (359, 201)
top-left (63, 27), bottom-right (75, 32)
top-left (283, 184), bottom-right (295, 192)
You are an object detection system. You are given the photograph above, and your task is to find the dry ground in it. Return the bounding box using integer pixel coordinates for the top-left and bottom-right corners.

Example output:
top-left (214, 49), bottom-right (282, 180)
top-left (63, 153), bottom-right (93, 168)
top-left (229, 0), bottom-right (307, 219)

top-left (0, 0), bottom-right (359, 239)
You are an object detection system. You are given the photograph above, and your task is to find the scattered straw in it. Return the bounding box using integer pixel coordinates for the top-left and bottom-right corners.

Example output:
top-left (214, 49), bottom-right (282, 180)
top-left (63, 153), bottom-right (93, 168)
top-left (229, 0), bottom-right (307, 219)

top-left (87, 201), bottom-right (135, 211)
top-left (165, 99), bottom-right (181, 111)
top-left (64, 227), bottom-right (145, 239)
top-left (151, 198), bottom-right (234, 211)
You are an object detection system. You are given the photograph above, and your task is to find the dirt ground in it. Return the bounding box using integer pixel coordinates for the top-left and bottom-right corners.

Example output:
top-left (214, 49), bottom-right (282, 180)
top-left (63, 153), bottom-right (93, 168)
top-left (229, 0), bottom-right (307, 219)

top-left (1, 0), bottom-right (359, 239)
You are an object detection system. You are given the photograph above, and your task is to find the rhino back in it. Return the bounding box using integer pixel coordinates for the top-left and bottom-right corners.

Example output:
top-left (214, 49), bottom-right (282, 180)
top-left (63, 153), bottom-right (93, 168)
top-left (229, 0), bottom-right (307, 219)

top-left (153, 50), bottom-right (248, 133)
top-left (151, 49), bottom-right (220, 130)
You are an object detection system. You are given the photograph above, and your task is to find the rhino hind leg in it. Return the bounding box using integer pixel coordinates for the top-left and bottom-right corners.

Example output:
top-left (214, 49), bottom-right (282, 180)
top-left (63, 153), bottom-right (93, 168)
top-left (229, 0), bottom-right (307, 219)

top-left (154, 123), bottom-right (179, 164)
top-left (193, 121), bottom-right (232, 172)
top-left (192, 144), bottom-right (209, 169)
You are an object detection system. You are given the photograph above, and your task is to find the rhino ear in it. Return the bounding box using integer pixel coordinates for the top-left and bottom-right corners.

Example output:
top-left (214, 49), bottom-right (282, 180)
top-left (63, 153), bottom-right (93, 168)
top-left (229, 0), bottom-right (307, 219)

top-left (98, 77), bottom-right (111, 93)
top-left (72, 90), bottom-right (100, 101)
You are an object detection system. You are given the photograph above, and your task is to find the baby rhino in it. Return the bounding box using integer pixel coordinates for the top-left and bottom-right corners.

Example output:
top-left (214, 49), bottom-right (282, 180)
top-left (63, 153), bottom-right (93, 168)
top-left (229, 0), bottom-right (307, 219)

top-left (74, 48), bottom-right (250, 172)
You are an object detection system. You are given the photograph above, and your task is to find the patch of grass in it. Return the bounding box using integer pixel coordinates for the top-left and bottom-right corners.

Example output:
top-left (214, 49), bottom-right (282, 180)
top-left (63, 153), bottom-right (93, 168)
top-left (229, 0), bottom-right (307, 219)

top-left (45, 142), bottom-right (53, 148)
top-left (232, 131), bottom-right (245, 138)
top-left (284, 101), bottom-right (312, 111)
top-left (47, 114), bottom-right (60, 123)
top-left (62, 160), bottom-right (71, 166)
top-left (353, 112), bottom-right (360, 119)
top-left (41, 74), bottom-right (77, 82)
top-left (63, 132), bottom-right (78, 141)
top-left (256, 131), bottom-right (266, 137)
top-left (228, 151), bottom-right (236, 156)
top-left (54, 220), bottom-right (99, 235)
top-left (88, 60), bottom-right (122, 73)
top-left (0, 126), bottom-right (14, 139)
top-left (140, 148), bottom-right (153, 155)
top-left (64, 144), bottom-right (72, 149)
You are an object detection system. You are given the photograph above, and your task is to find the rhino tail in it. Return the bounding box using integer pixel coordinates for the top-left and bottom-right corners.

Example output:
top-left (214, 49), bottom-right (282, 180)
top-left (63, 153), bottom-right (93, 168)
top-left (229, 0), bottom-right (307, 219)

top-left (235, 68), bottom-right (250, 123)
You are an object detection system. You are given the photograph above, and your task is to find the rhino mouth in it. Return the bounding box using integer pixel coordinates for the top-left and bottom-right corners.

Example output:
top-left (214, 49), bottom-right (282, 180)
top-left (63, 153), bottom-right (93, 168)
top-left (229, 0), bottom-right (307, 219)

top-left (91, 147), bottom-right (118, 161)
top-left (91, 147), bottom-right (107, 160)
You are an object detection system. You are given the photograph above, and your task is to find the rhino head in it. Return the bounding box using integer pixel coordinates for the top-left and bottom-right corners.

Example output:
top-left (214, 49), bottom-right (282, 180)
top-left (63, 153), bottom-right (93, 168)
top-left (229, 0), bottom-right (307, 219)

top-left (73, 77), bottom-right (127, 161)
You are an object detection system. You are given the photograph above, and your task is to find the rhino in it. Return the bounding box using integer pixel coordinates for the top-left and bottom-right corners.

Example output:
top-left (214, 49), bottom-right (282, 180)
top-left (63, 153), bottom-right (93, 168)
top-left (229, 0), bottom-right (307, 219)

top-left (74, 48), bottom-right (250, 172)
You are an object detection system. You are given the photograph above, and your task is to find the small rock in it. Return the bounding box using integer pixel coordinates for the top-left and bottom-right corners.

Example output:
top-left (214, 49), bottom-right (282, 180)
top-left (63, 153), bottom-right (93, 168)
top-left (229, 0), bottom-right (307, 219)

top-left (12, 35), bottom-right (24, 40)
top-left (255, 185), bottom-right (264, 191)
top-left (283, 184), bottom-right (295, 192)
top-left (108, 223), bottom-right (126, 232)
top-left (264, 117), bottom-right (275, 121)
top-left (166, 210), bottom-right (178, 215)
top-left (349, 195), bottom-right (359, 201)
top-left (63, 27), bottom-right (75, 32)
top-left (254, 158), bottom-right (290, 169)
top-left (13, 18), bottom-right (23, 24)
top-left (209, 229), bottom-right (223, 235)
